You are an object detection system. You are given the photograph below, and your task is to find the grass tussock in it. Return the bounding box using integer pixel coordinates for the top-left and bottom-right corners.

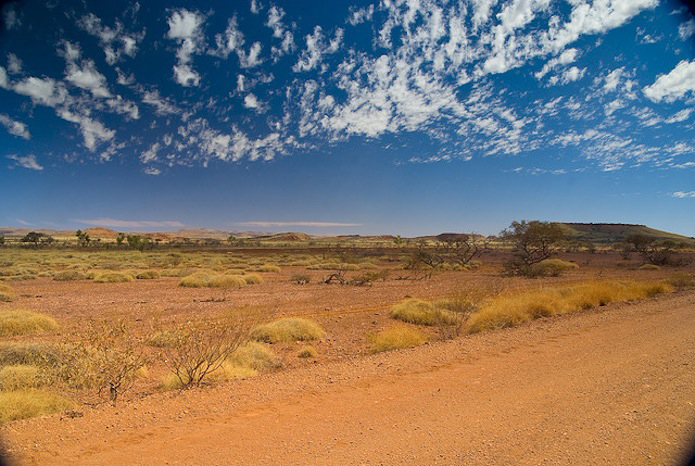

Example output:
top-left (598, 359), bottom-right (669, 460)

top-left (0, 310), bottom-right (59, 337)
top-left (390, 298), bottom-right (459, 326)
top-left (0, 390), bottom-right (73, 424)
top-left (93, 272), bottom-right (133, 283)
top-left (52, 270), bottom-right (87, 281)
top-left (209, 275), bottom-right (246, 289)
top-left (250, 318), bottom-right (325, 343)
top-left (639, 264), bottom-right (660, 271)
top-left (0, 284), bottom-right (12, 293)
top-left (255, 265), bottom-right (281, 273)
top-left (0, 365), bottom-right (44, 390)
top-left (178, 272), bottom-right (213, 287)
top-left (136, 270), bottom-right (161, 279)
top-left (0, 343), bottom-right (61, 367)
top-left (242, 273), bottom-right (263, 285)
top-left (146, 330), bottom-right (178, 348)
top-left (368, 326), bottom-right (427, 353)
top-left (466, 280), bottom-right (674, 334)
top-left (665, 273), bottom-right (695, 291)
top-left (297, 346), bottom-right (318, 358)
top-left (0, 291), bottom-right (14, 303)
top-left (227, 341), bottom-right (281, 371)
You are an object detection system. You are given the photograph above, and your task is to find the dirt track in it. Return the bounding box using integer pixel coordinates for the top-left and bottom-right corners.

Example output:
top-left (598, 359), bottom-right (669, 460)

top-left (4, 292), bottom-right (695, 465)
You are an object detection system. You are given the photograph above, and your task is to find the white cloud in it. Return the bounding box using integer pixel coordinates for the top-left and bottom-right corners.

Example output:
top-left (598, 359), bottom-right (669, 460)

top-left (65, 59), bottom-right (112, 97)
top-left (239, 42), bottom-right (263, 68)
top-left (78, 13), bottom-right (145, 65)
top-left (243, 93), bottom-right (266, 113)
top-left (0, 114), bottom-right (30, 139)
top-left (678, 19), bottom-right (695, 40)
top-left (143, 167), bottom-right (161, 175)
top-left (665, 108), bottom-right (692, 124)
top-left (7, 154), bottom-right (42, 171)
top-left (140, 142), bottom-right (160, 163)
top-left (140, 88), bottom-right (180, 115)
top-left (237, 221), bottom-right (361, 227)
top-left (293, 26), bottom-right (343, 72)
top-left (76, 218), bottom-right (185, 228)
top-left (2, 3), bottom-right (21, 30)
top-left (13, 76), bottom-right (68, 107)
top-left (347, 5), bottom-right (374, 25)
top-left (644, 60), bottom-right (695, 103)
top-left (56, 110), bottom-right (115, 151)
top-left (167, 9), bottom-right (204, 86)
top-left (7, 53), bottom-right (22, 74)
top-left (266, 6), bottom-right (295, 60)
top-left (536, 48), bottom-right (579, 79)
top-left (673, 191), bottom-right (695, 198)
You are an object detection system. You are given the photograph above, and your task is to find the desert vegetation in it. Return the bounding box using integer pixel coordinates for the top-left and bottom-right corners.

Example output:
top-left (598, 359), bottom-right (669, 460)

top-left (0, 223), bottom-right (692, 425)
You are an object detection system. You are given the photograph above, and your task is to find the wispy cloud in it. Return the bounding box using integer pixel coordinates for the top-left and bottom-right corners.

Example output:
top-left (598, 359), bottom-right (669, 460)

top-left (237, 221), bottom-right (362, 227)
top-left (672, 191), bottom-right (695, 198)
top-left (76, 218), bottom-right (185, 228)
top-left (7, 154), bottom-right (43, 170)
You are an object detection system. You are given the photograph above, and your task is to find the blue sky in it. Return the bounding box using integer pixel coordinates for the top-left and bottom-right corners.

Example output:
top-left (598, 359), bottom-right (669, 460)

top-left (1, 0), bottom-right (695, 236)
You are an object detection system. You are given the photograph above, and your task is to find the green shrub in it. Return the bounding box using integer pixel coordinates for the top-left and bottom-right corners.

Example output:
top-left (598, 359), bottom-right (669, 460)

top-left (93, 272), bottom-right (133, 283)
top-left (53, 270), bottom-right (87, 281)
top-left (136, 270), bottom-right (160, 279)
top-left (250, 318), bottom-right (325, 343)
top-left (390, 298), bottom-right (459, 326)
top-left (0, 310), bottom-right (59, 337)
top-left (0, 390), bottom-right (73, 424)
top-left (368, 326), bottom-right (427, 353)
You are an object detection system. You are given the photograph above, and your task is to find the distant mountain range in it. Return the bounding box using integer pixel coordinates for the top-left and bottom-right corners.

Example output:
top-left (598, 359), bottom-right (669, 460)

top-left (0, 223), bottom-right (692, 244)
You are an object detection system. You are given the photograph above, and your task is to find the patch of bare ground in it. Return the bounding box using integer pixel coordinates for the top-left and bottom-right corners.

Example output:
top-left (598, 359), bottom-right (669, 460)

top-left (2, 291), bottom-right (694, 465)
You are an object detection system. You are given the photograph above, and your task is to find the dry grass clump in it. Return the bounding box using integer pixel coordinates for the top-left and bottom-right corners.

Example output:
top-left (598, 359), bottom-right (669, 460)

top-left (639, 264), bottom-right (660, 270)
top-left (390, 298), bottom-right (459, 326)
top-left (0, 284), bottom-right (11, 292)
top-left (368, 326), bottom-right (427, 353)
top-left (0, 343), bottom-right (61, 367)
top-left (250, 318), bottom-right (325, 343)
top-left (0, 310), bottom-right (59, 337)
top-left (0, 291), bottom-right (13, 303)
top-left (0, 365), bottom-right (44, 390)
top-left (178, 272), bottom-right (213, 288)
top-left (242, 273), bottom-right (263, 285)
top-left (227, 341), bottom-right (281, 371)
top-left (93, 272), bottom-right (133, 283)
top-left (209, 275), bottom-right (246, 289)
top-left (147, 331), bottom-right (179, 348)
top-left (254, 265), bottom-right (281, 273)
top-left (52, 270), bottom-right (88, 281)
top-left (297, 346), bottom-right (318, 358)
top-left (467, 280), bottom-right (673, 334)
top-left (665, 273), bottom-right (695, 291)
top-left (136, 270), bottom-right (161, 279)
top-left (0, 390), bottom-right (73, 424)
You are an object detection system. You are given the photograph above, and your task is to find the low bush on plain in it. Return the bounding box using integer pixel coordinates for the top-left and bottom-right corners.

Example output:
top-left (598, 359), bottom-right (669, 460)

top-left (227, 341), bottom-right (281, 371)
top-left (250, 318), bottom-right (325, 344)
top-left (0, 390), bottom-right (73, 424)
top-left (136, 270), bottom-right (160, 280)
top-left (93, 272), bottom-right (133, 283)
top-left (53, 270), bottom-right (87, 281)
top-left (209, 275), bottom-right (246, 289)
top-left (290, 274), bottom-right (310, 284)
top-left (0, 343), bottom-right (62, 367)
top-left (0, 291), bottom-right (13, 303)
top-left (178, 272), bottom-right (213, 288)
top-left (297, 346), bottom-right (318, 358)
top-left (665, 273), bottom-right (695, 291)
top-left (0, 365), bottom-right (44, 390)
top-left (390, 298), bottom-right (459, 326)
top-left (242, 274), bottom-right (263, 285)
top-left (368, 326), bottom-right (427, 353)
top-left (0, 310), bottom-right (59, 337)
top-left (466, 280), bottom-right (673, 334)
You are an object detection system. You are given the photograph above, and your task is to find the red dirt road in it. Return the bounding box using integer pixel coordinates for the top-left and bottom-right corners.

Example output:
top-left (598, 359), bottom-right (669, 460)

top-left (4, 292), bottom-right (695, 465)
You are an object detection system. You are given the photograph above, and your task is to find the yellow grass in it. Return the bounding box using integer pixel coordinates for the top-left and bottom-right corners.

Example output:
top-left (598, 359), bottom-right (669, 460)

top-left (297, 346), bottom-right (318, 358)
top-left (93, 272), bottom-right (133, 283)
top-left (665, 273), bottom-right (695, 291)
top-left (250, 318), bottom-right (325, 343)
top-left (0, 390), bottom-right (73, 424)
top-left (178, 272), bottom-right (213, 287)
top-left (368, 326), bottom-right (427, 353)
top-left (467, 280), bottom-right (674, 334)
top-left (639, 264), bottom-right (660, 270)
top-left (227, 341), bottom-right (281, 371)
top-left (0, 284), bottom-right (11, 292)
top-left (390, 298), bottom-right (459, 326)
top-left (136, 270), bottom-right (160, 279)
top-left (52, 270), bottom-right (87, 281)
top-left (0, 291), bottom-right (13, 302)
top-left (255, 265), bottom-right (281, 273)
top-left (0, 310), bottom-right (59, 337)
top-left (242, 273), bottom-right (263, 285)
top-left (0, 365), bottom-right (43, 390)
top-left (209, 275), bottom-right (246, 289)
top-left (0, 343), bottom-right (61, 366)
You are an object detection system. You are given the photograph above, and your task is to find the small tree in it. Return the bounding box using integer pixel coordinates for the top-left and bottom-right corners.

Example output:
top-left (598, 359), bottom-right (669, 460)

top-left (0, 235), bottom-right (4, 246)
top-left (626, 234), bottom-right (684, 266)
top-left (116, 233), bottom-right (126, 246)
top-left (21, 231), bottom-right (53, 248)
top-left (500, 220), bottom-right (566, 275)
top-left (75, 230), bottom-right (91, 247)
top-left (126, 234), bottom-right (149, 252)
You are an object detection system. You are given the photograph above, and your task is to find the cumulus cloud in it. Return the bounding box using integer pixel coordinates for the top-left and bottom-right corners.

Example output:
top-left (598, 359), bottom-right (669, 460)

top-left (78, 13), bottom-right (145, 65)
top-left (76, 218), bottom-right (185, 228)
top-left (56, 110), bottom-right (115, 151)
top-left (143, 167), bottom-right (161, 175)
top-left (293, 26), bottom-right (343, 72)
top-left (672, 191), bottom-right (695, 198)
top-left (347, 5), bottom-right (374, 25)
top-left (2, 3), bottom-right (21, 30)
top-left (0, 114), bottom-right (30, 139)
top-left (167, 9), bottom-right (204, 86)
top-left (644, 60), bottom-right (695, 102)
top-left (7, 154), bottom-right (42, 171)
top-left (678, 19), bottom-right (695, 40)
top-left (7, 53), bottom-right (22, 74)
top-left (237, 221), bottom-right (362, 227)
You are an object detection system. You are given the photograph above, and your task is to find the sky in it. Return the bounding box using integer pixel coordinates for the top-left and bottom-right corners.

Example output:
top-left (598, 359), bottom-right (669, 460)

top-left (1, 0), bottom-right (695, 237)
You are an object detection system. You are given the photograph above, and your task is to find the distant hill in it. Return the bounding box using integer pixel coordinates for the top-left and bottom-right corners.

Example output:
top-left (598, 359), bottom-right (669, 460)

top-left (558, 223), bottom-right (694, 244)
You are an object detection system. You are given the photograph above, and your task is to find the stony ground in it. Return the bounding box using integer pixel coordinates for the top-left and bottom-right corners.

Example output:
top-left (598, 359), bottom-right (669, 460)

top-left (2, 289), bottom-right (694, 465)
